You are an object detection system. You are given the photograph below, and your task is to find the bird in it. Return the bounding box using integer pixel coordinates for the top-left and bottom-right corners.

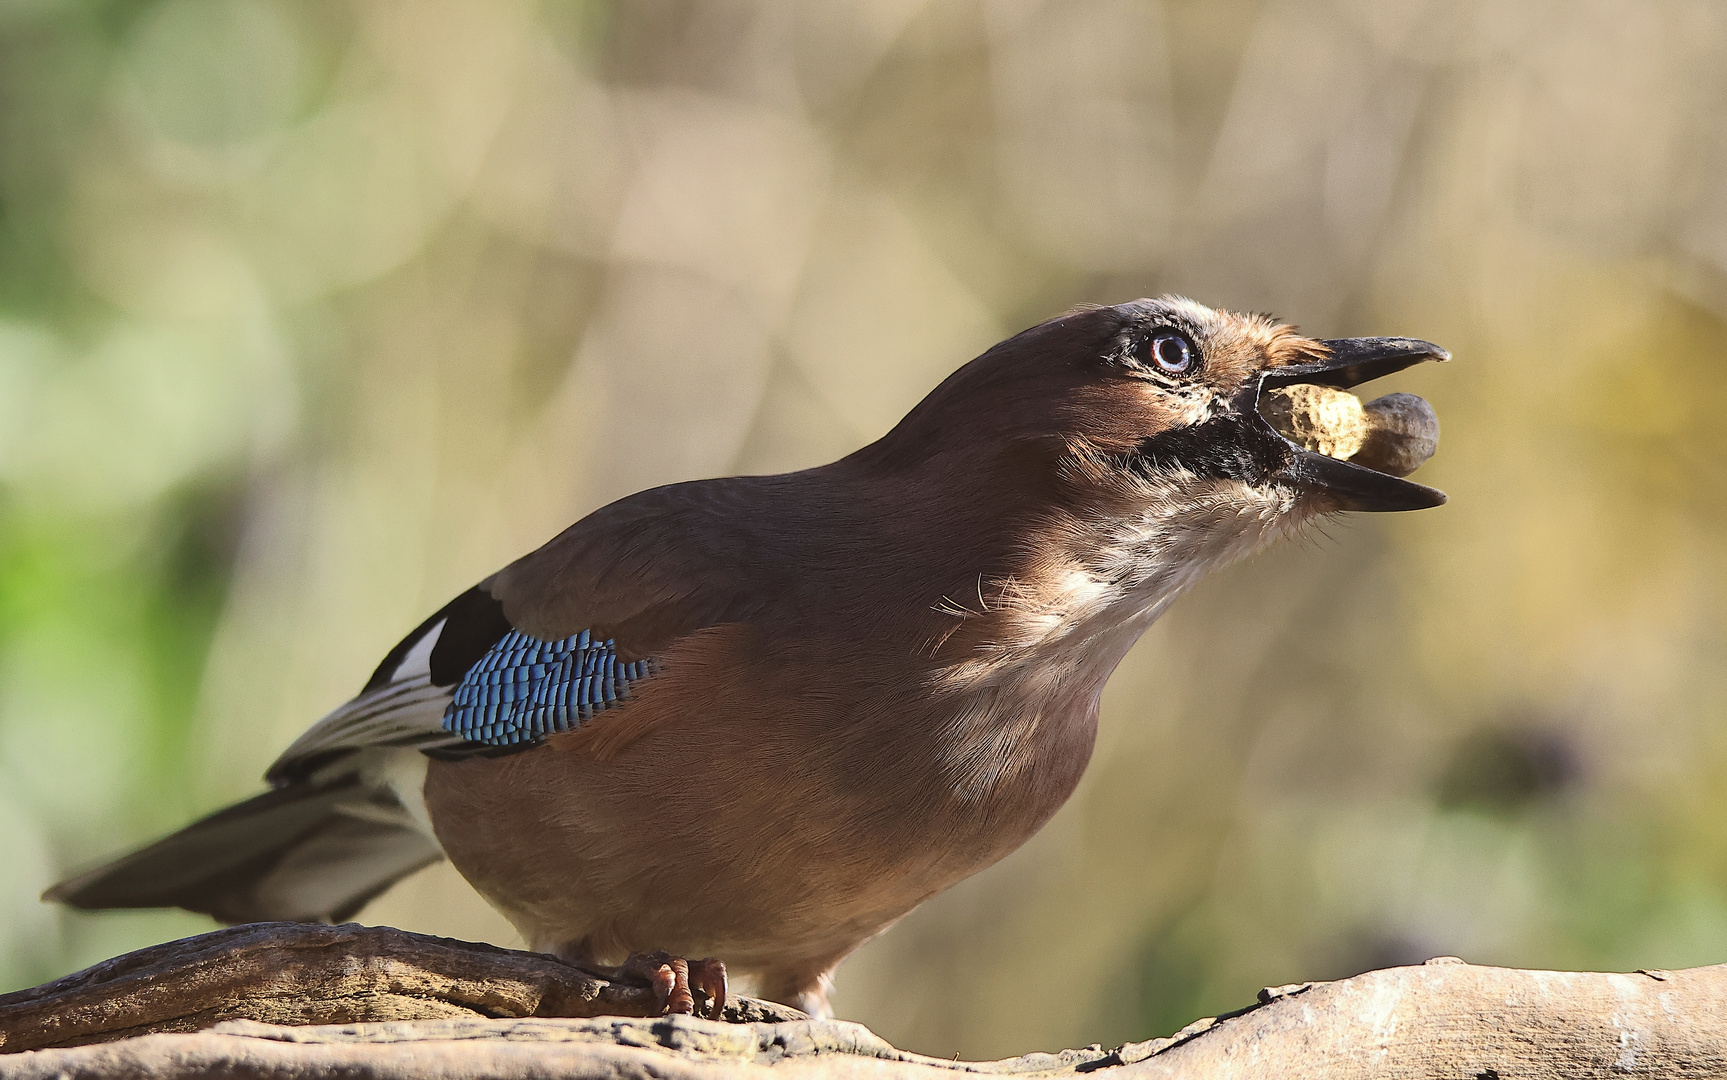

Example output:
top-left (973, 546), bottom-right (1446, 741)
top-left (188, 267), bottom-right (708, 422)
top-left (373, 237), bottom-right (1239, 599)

top-left (46, 296), bottom-right (1447, 1020)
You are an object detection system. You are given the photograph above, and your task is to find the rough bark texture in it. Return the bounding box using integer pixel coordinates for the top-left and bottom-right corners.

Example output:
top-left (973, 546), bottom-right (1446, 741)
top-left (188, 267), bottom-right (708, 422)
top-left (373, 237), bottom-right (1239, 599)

top-left (3, 924), bottom-right (1726, 1078)
top-left (0, 922), bottom-right (802, 1053)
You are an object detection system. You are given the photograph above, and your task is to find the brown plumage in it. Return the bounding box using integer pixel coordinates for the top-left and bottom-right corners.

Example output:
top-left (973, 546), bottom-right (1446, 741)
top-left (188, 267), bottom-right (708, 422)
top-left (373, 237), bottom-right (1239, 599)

top-left (47, 297), bottom-right (1447, 1017)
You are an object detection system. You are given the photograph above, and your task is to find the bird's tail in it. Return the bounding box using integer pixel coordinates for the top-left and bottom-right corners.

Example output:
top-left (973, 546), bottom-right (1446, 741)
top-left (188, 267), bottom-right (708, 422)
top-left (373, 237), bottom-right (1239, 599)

top-left (43, 776), bottom-right (443, 924)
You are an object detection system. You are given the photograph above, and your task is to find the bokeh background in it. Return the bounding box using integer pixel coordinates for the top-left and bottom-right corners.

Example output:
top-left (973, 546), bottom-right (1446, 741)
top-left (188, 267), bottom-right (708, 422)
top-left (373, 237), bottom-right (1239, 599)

top-left (5, 0), bottom-right (1727, 1059)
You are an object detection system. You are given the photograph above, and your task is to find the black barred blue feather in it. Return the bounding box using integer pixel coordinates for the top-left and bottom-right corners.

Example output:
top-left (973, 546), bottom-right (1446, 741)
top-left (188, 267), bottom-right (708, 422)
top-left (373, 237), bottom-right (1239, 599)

top-left (442, 628), bottom-right (654, 747)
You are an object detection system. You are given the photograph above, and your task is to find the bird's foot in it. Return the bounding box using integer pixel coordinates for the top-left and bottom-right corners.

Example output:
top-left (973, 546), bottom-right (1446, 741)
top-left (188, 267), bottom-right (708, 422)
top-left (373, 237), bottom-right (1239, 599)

top-left (617, 950), bottom-right (727, 1020)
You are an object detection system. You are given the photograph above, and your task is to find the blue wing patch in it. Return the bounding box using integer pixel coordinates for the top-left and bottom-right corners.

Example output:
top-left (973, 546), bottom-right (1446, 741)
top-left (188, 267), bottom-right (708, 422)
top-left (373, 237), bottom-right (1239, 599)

top-left (442, 629), bottom-right (654, 748)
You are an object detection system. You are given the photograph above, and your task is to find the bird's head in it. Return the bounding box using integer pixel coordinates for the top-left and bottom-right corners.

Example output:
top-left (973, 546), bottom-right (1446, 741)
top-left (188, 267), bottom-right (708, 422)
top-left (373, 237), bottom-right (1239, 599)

top-left (858, 296), bottom-right (1448, 665)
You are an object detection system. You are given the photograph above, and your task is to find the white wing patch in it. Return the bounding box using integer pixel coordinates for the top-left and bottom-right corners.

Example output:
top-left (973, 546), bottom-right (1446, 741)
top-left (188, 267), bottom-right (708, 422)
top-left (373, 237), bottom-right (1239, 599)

top-left (387, 617), bottom-right (443, 683)
top-left (266, 617), bottom-right (466, 784)
top-left (364, 748), bottom-right (436, 840)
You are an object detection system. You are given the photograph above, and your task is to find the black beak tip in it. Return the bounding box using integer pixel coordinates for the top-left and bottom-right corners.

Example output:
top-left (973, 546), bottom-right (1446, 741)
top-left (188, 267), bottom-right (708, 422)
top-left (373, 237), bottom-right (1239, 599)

top-left (1264, 336), bottom-right (1449, 390)
top-left (1282, 451), bottom-right (1447, 513)
top-left (1318, 335), bottom-right (1449, 359)
top-left (1354, 482), bottom-right (1449, 512)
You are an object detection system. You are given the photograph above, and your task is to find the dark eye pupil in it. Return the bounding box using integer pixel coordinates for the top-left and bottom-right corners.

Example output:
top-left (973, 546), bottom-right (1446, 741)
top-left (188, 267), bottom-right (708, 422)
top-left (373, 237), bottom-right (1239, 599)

top-left (1152, 334), bottom-right (1191, 373)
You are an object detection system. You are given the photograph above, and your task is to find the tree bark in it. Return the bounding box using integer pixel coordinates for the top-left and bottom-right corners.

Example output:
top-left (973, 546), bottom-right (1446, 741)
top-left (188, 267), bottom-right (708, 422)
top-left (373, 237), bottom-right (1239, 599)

top-left (3, 924), bottom-right (1725, 1078)
top-left (0, 922), bottom-right (801, 1053)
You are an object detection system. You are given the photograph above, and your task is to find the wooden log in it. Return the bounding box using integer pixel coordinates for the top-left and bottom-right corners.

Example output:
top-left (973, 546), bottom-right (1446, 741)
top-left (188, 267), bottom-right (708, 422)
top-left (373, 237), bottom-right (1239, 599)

top-left (4, 924), bottom-right (1727, 1077)
top-left (0, 922), bottom-right (802, 1053)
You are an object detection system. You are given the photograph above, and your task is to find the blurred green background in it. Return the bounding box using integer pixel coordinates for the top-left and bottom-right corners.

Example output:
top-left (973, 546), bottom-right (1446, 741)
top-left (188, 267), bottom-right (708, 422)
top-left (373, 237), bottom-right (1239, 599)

top-left (5, 0), bottom-right (1727, 1060)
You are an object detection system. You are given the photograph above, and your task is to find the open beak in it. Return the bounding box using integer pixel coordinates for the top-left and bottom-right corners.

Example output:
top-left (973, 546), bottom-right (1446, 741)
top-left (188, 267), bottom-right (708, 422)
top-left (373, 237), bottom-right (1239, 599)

top-left (1257, 337), bottom-right (1450, 512)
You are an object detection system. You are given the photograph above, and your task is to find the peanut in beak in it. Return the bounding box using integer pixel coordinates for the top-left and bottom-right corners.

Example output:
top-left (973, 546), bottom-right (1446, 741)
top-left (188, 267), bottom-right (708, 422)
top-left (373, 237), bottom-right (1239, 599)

top-left (1259, 384), bottom-right (1439, 478)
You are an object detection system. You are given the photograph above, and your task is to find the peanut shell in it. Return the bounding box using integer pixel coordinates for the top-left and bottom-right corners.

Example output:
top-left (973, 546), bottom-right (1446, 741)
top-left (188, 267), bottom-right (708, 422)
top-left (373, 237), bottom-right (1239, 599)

top-left (1259, 385), bottom-right (1439, 478)
top-left (1353, 392), bottom-right (1439, 477)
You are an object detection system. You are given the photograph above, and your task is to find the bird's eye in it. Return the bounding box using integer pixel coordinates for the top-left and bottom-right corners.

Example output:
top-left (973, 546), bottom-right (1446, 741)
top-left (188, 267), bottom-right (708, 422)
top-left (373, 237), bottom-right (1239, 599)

top-left (1147, 332), bottom-right (1196, 376)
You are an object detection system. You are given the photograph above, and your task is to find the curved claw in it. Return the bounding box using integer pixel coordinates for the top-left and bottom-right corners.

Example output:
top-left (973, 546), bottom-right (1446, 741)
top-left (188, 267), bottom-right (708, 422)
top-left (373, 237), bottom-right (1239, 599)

top-left (618, 950), bottom-right (728, 1020)
top-left (690, 957), bottom-right (727, 1021)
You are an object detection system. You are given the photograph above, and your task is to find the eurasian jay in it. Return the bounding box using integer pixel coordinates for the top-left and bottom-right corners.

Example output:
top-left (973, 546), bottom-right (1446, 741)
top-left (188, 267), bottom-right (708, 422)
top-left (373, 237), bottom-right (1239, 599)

top-left (47, 297), bottom-right (1447, 1019)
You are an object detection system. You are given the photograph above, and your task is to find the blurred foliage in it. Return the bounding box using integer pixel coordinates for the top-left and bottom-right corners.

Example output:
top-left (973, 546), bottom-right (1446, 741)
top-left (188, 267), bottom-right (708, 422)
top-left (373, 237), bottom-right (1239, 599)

top-left (5, 0), bottom-right (1727, 1062)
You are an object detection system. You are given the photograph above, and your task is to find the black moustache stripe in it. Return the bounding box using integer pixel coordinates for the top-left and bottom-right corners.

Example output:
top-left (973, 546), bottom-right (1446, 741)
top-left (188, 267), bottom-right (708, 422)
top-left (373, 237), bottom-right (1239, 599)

top-left (1129, 413), bottom-right (1291, 486)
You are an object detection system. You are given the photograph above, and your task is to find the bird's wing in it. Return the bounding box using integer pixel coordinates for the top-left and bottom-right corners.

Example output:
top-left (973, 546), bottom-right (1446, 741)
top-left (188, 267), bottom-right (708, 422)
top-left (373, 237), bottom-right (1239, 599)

top-left (264, 482), bottom-right (768, 784)
top-left (482, 479), bottom-right (776, 657)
